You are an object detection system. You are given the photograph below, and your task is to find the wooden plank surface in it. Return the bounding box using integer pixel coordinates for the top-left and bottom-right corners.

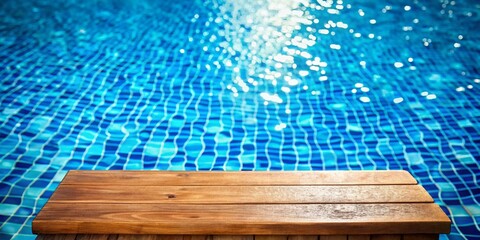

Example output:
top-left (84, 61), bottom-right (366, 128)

top-left (36, 235), bottom-right (76, 240)
top-left (59, 171), bottom-right (417, 186)
top-left (33, 203), bottom-right (451, 234)
top-left (212, 236), bottom-right (254, 240)
top-left (75, 235), bottom-right (117, 240)
top-left (37, 235), bottom-right (441, 240)
top-left (403, 235), bottom-right (439, 240)
top-left (33, 171), bottom-right (450, 237)
top-left (370, 236), bottom-right (401, 240)
top-left (287, 236), bottom-right (317, 240)
top-left (48, 185), bottom-right (433, 204)
top-left (255, 236), bottom-right (287, 240)
top-left (345, 236), bottom-right (370, 240)
top-left (318, 236), bottom-right (347, 240)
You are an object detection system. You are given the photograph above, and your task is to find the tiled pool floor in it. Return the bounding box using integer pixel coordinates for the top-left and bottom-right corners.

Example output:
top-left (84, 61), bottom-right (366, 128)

top-left (1, 0), bottom-right (480, 239)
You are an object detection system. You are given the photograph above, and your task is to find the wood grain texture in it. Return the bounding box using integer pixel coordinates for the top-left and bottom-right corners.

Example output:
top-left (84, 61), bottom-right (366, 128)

top-left (370, 236), bottom-right (401, 240)
top-left (116, 235), bottom-right (183, 240)
top-left (287, 236), bottom-right (317, 240)
top-left (183, 236), bottom-right (212, 240)
top-left (255, 236), bottom-right (288, 240)
top-left (75, 235), bottom-right (117, 240)
top-left (33, 170), bottom-right (450, 238)
top-left (402, 235), bottom-right (439, 240)
top-left (35, 235), bottom-right (441, 240)
top-left (33, 203), bottom-right (451, 235)
top-left (212, 236), bottom-right (254, 240)
top-left (346, 236), bottom-right (370, 240)
top-left (60, 171), bottom-right (417, 186)
top-left (36, 235), bottom-right (76, 240)
top-left (319, 236), bottom-right (347, 240)
top-left (48, 185), bottom-right (433, 204)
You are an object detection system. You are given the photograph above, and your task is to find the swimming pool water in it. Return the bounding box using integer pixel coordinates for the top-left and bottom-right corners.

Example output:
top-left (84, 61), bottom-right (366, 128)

top-left (0, 0), bottom-right (479, 239)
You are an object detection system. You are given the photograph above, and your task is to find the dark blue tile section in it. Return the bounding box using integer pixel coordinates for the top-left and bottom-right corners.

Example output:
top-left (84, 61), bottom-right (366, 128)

top-left (1, 0), bottom-right (480, 239)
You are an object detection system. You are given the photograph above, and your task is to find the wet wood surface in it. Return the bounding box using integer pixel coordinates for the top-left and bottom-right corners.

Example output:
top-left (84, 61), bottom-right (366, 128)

top-left (59, 170), bottom-right (418, 186)
top-left (37, 234), bottom-right (438, 240)
top-left (37, 235), bottom-right (440, 240)
top-left (49, 185), bottom-right (433, 204)
top-left (33, 171), bottom-right (450, 239)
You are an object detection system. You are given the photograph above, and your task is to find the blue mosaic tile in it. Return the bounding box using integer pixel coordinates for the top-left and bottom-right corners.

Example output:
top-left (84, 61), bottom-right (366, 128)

top-left (1, 0), bottom-right (480, 239)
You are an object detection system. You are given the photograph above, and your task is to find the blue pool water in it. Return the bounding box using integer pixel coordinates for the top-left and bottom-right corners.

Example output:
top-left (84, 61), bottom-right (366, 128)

top-left (0, 0), bottom-right (479, 239)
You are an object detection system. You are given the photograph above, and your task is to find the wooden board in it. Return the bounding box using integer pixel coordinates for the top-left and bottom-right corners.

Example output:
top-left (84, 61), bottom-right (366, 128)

top-left (32, 171), bottom-right (450, 236)
top-left (59, 171), bottom-right (418, 186)
top-left (37, 235), bottom-right (440, 240)
top-left (48, 185), bottom-right (433, 204)
top-left (34, 203), bottom-right (450, 234)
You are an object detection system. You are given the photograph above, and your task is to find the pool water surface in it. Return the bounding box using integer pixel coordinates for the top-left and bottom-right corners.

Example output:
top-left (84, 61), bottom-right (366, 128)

top-left (0, 0), bottom-right (479, 239)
